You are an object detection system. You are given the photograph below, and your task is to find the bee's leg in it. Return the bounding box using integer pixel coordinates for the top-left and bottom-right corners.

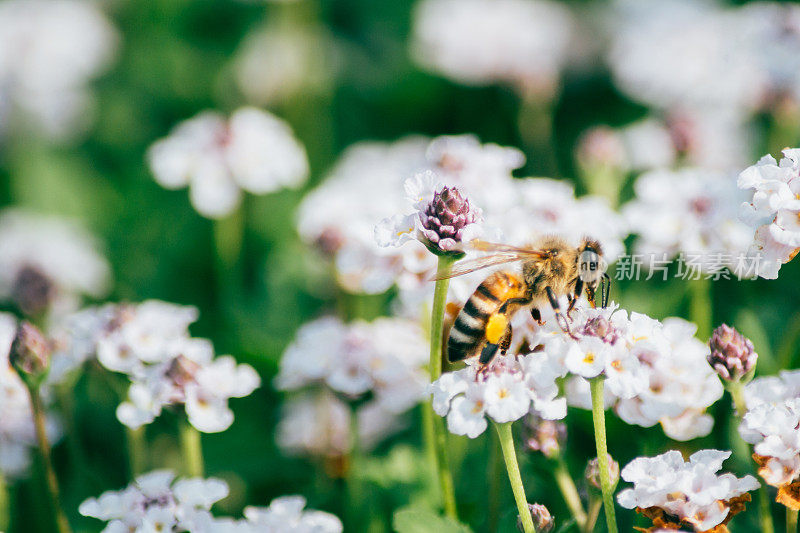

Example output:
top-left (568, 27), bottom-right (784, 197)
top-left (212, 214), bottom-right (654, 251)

top-left (499, 322), bottom-right (513, 355)
top-left (530, 307), bottom-right (544, 326)
top-left (546, 287), bottom-right (578, 339)
top-left (479, 342), bottom-right (499, 365)
top-left (567, 277), bottom-right (583, 318)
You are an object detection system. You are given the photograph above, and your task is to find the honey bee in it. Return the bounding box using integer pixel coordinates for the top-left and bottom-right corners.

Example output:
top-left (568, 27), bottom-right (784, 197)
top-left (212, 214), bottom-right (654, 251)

top-left (438, 236), bottom-right (610, 366)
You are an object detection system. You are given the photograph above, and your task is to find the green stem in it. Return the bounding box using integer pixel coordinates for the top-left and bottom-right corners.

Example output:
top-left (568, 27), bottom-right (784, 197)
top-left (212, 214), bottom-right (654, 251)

top-left (554, 455), bottom-right (587, 530)
top-left (688, 278), bottom-right (712, 341)
top-left (0, 473), bottom-right (9, 532)
top-left (345, 405), bottom-right (361, 530)
top-left (584, 498), bottom-right (602, 533)
top-left (179, 421), bottom-right (204, 478)
top-left (428, 254), bottom-right (458, 519)
top-left (494, 422), bottom-right (535, 533)
top-left (488, 433), bottom-right (503, 533)
top-left (126, 426), bottom-right (147, 477)
top-left (589, 377), bottom-right (618, 533)
top-left (729, 381), bottom-right (775, 533)
top-left (788, 508), bottom-right (798, 533)
top-left (27, 384), bottom-right (72, 533)
top-left (213, 208), bottom-right (245, 307)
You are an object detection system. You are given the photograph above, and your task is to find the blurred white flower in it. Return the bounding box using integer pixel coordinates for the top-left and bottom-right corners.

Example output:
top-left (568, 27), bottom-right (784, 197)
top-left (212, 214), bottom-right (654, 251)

top-left (276, 316), bottom-right (428, 414)
top-left (0, 0), bottom-right (118, 140)
top-left (79, 470), bottom-right (233, 532)
top-left (623, 167), bottom-right (754, 275)
top-left (737, 148), bottom-right (800, 278)
top-left (411, 0), bottom-right (575, 97)
top-left (431, 353), bottom-right (567, 438)
top-left (0, 209), bottom-right (111, 316)
top-left (233, 22), bottom-right (334, 106)
top-left (617, 449), bottom-right (759, 532)
top-left (276, 391), bottom-right (406, 459)
top-left (238, 495), bottom-right (342, 533)
top-left (147, 107), bottom-right (308, 219)
top-left (606, 0), bottom-right (765, 115)
top-left (0, 312), bottom-right (60, 479)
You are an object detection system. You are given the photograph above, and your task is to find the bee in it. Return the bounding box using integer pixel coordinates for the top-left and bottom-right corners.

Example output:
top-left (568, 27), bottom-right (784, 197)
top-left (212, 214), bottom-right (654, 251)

top-left (438, 236), bottom-right (610, 366)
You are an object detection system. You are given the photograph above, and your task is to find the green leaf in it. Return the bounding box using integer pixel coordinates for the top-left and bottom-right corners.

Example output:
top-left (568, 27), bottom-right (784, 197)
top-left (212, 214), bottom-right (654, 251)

top-left (392, 506), bottom-right (473, 533)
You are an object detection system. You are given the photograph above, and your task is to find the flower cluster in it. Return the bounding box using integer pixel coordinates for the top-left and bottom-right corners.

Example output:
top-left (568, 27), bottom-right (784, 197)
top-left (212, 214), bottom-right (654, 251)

top-left (617, 450), bottom-right (760, 532)
top-left (79, 470), bottom-right (344, 532)
top-left (0, 209), bottom-right (111, 317)
top-left (737, 148), bottom-right (800, 279)
top-left (534, 304), bottom-right (723, 441)
top-left (275, 316), bottom-right (428, 453)
top-left (430, 354), bottom-right (567, 438)
top-left (623, 168), bottom-right (754, 275)
top-left (53, 300), bottom-right (260, 433)
top-left (0, 0), bottom-right (117, 140)
top-left (0, 312), bottom-right (60, 479)
top-left (740, 370), bottom-right (800, 508)
top-left (147, 107), bottom-right (309, 218)
top-left (411, 0), bottom-right (575, 97)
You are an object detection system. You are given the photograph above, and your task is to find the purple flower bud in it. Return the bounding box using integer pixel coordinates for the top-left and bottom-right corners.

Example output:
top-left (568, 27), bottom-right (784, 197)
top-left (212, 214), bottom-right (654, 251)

top-left (523, 414), bottom-right (567, 459)
top-left (708, 324), bottom-right (757, 382)
top-left (582, 316), bottom-right (620, 344)
top-left (9, 321), bottom-right (51, 384)
top-left (517, 503), bottom-right (554, 533)
top-left (419, 186), bottom-right (480, 255)
top-left (585, 454), bottom-right (619, 491)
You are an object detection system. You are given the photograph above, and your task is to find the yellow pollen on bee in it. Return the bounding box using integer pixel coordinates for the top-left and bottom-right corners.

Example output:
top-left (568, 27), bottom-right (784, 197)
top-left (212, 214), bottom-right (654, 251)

top-left (583, 352), bottom-right (595, 364)
top-left (486, 314), bottom-right (508, 344)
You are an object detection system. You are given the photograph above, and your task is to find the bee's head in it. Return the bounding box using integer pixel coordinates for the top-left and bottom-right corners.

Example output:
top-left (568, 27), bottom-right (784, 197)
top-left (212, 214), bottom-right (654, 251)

top-left (577, 237), bottom-right (606, 284)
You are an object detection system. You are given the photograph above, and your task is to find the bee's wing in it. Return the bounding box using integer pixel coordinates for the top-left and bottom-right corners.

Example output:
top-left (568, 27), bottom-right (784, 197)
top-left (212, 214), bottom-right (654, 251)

top-left (430, 253), bottom-right (525, 280)
top-left (468, 239), bottom-right (550, 258)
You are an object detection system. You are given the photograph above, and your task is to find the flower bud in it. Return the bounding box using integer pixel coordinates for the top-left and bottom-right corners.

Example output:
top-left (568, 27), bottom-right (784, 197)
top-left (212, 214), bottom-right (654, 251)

top-left (523, 414), bottom-right (566, 459)
top-left (517, 503), bottom-right (554, 533)
top-left (11, 265), bottom-right (55, 317)
top-left (419, 186), bottom-right (480, 254)
top-left (585, 454), bottom-right (619, 491)
top-left (708, 324), bottom-right (757, 382)
top-left (9, 321), bottom-right (51, 385)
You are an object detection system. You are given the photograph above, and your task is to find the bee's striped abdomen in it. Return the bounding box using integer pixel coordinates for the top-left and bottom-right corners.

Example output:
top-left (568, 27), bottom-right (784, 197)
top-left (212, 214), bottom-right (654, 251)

top-left (447, 271), bottom-right (525, 362)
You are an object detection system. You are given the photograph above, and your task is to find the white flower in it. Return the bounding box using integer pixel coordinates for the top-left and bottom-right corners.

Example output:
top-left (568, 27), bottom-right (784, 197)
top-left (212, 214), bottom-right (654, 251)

top-left (0, 209), bottom-right (111, 315)
top-left (0, 0), bottom-right (117, 140)
top-left (79, 470), bottom-right (231, 532)
top-left (737, 148), bottom-right (800, 278)
top-left (233, 22), bottom-right (333, 106)
top-left (147, 107), bottom-right (308, 219)
top-left (240, 495), bottom-right (343, 533)
top-left (432, 354), bottom-right (567, 438)
top-left (411, 0), bottom-right (575, 96)
top-left (740, 373), bottom-right (800, 489)
top-left (623, 167), bottom-right (754, 275)
top-left (276, 316), bottom-right (428, 413)
top-left (618, 449), bottom-right (760, 532)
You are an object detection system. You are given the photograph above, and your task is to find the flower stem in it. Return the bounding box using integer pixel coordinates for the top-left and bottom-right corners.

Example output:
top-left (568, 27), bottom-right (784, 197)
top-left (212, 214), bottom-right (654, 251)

top-left (494, 422), bottom-right (534, 533)
top-left (126, 426), bottom-right (147, 477)
top-left (688, 277), bottom-right (712, 340)
top-left (554, 455), bottom-right (588, 529)
top-left (729, 380), bottom-right (776, 533)
top-left (589, 377), bottom-right (618, 533)
top-left (26, 383), bottom-right (72, 533)
top-left (213, 207), bottom-right (245, 308)
top-left (179, 420), bottom-right (204, 477)
top-left (0, 473), bottom-right (9, 532)
top-left (584, 498), bottom-right (603, 533)
top-left (428, 254), bottom-right (458, 519)
top-left (788, 508), bottom-right (798, 533)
